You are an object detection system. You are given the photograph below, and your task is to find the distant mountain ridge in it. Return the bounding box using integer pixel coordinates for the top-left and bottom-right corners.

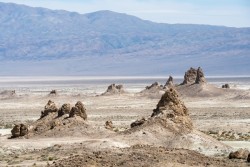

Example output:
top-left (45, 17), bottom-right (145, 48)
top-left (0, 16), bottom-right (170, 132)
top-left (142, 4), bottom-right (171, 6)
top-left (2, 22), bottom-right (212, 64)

top-left (0, 2), bottom-right (250, 76)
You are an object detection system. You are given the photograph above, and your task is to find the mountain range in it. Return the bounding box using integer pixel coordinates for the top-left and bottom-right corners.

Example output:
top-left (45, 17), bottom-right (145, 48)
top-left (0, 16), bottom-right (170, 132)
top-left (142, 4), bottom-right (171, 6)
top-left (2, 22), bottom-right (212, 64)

top-left (0, 2), bottom-right (250, 76)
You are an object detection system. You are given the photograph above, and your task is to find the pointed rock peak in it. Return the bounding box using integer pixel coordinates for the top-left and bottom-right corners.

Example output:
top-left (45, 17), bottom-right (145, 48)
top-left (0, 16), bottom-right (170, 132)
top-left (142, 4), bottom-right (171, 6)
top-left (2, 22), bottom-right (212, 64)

top-left (164, 75), bottom-right (174, 88)
top-left (151, 88), bottom-right (193, 129)
top-left (195, 67), bottom-right (206, 84)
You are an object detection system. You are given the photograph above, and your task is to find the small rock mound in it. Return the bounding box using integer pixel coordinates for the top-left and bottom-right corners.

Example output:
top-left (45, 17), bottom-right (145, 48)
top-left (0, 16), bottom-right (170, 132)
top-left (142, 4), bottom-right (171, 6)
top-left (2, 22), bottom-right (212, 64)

top-left (58, 103), bottom-right (71, 117)
top-left (139, 82), bottom-right (165, 98)
top-left (130, 117), bottom-right (146, 128)
top-left (229, 149), bottom-right (249, 159)
top-left (40, 100), bottom-right (58, 118)
top-left (105, 121), bottom-right (113, 130)
top-left (102, 84), bottom-right (125, 95)
top-left (11, 124), bottom-right (28, 138)
top-left (222, 84), bottom-right (230, 89)
top-left (182, 67), bottom-right (206, 85)
top-left (146, 82), bottom-right (163, 90)
top-left (49, 90), bottom-right (58, 96)
top-left (164, 76), bottom-right (174, 88)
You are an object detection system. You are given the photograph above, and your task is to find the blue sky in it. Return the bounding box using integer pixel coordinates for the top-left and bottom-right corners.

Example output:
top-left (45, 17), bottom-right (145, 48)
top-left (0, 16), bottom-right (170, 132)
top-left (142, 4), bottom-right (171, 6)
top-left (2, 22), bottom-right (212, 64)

top-left (1, 0), bottom-right (250, 27)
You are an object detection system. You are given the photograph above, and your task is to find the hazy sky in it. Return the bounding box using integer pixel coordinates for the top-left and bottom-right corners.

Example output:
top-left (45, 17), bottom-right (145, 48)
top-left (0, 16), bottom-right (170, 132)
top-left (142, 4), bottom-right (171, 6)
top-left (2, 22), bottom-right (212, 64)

top-left (1, 0), bottom-right (250, 27)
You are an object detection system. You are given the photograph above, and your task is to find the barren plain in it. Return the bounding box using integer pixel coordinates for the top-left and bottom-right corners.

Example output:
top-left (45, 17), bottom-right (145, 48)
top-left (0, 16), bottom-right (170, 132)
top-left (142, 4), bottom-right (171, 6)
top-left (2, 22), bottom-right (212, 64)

top-left (0, 76), bottom-right (250, 166)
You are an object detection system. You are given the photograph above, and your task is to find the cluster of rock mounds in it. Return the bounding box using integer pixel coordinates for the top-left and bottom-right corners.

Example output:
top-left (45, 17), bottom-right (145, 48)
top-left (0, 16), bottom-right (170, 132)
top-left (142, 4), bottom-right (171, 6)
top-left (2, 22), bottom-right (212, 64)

top-left (48, 89), bottom-right (58, 96)
top-left (204, 130), bottom-right (250, 141)
top-left (11, 100), bottom-right (88, 138)
top-left (101, 84), bottom-right (126, 95)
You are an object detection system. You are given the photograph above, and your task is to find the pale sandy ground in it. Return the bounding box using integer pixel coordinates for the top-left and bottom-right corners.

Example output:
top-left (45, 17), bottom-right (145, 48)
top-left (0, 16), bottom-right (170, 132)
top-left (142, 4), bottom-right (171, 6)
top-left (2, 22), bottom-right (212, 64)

top-left (0, 81), bottom-right (250, 166)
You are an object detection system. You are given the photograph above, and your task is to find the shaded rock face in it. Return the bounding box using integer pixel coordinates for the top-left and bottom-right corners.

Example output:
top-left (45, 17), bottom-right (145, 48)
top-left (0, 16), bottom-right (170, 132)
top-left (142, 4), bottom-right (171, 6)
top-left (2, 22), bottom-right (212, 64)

top-left (69, 101), bottom-right (87, 120)
top-left (40, 100), bottom-right (58, 118)
top-left (195, 67), bottom-right (206, 84)
top-left (222, 84), bottom-right (230, 89)
top-left (105, 121), bottom-right (113, 130)
top-left (151, 88), bottom-right (193, 130)
top-left (102, 84), bottom-right (125, 95)
top-left (229, 149), bottom-right (249, 159)
top-left (248, 154), bottom-right (250, 162)
top-left (164, 76), bottom-right (174, 88)
top-left (182, 68), bottom-right (197, 85)
top-left (130, 117), bottom-right (146, 128)
top-left (182, 67), bottom-right (206, 85)
top-left (11, 124), bottom-right (28, 138)
top-left (58, 103), bottom-right (71, 117)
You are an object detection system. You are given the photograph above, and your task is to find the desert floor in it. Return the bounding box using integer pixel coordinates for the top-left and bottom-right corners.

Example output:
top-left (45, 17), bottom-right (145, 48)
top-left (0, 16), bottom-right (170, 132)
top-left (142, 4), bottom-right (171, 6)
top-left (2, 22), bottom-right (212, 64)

top-left (0, 79), bottom-right (250, 166)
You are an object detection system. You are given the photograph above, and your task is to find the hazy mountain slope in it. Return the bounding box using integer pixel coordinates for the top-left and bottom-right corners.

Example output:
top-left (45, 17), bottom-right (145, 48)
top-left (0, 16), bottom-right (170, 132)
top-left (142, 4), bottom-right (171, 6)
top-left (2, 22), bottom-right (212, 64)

top-left (0, 2), bottom-right (249, 76)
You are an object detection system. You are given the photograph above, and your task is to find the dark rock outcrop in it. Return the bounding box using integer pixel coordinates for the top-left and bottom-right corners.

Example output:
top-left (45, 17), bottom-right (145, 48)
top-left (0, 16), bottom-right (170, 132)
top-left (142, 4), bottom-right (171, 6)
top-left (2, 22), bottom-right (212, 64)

top-left (58, 103), bottom-right (71, 117)
top-left (11, 124), bottom-right (28, 138)
top-left (130, 117), bottom-right (146, 128)
top-left (40, 100), bottom-right (58, 118)
top-left (105, 121), bottom-right (113, 130)
top-left (222, 84), bottom-right (230, 89)
top-left (49, 90), bottom-right (57, 96)
top-left (229, 149), bottom-right (249, 159)
top-left (164, 76), bottom-right (174, 88)
top-left (247, 153), bottom-right (250, 162)
top-left (69, 101), bottom-right (87, 120)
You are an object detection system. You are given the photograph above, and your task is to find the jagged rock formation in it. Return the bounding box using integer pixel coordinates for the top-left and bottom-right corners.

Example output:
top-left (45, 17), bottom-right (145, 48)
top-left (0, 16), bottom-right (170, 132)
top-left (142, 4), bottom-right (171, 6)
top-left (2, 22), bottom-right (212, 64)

top-left (130, 117), bottom-right (146, 128)
top-left (58, 103), bottom-right (71, 117)
top-left (40, 100), bottom-right (58, 118)
top-left (181, 67), bottom-right (206, 85)
top-left (105, 121), bottom-right (113, 130)
top-left (133, 88), bottom-right (193, 130)
top-left (11, 124), bottom-right (28, 138)
top-left (222, 84), bottom-right (230, 89)
top-left (182, 67), bottom-right (197, 85)
top-left (151, 88), bottom-right (193, 129)
top-left (69, 101), bottom-right (87, 120)
top-left (248, 153), bottom-right (250, 162)
top-left (164, 76), bottom-right (174, 88)
top-left (229, 149), bottom-right (249, 159)
top-left (102, 84), bottom-right (125, 95)
top-left (195, 67), bottom-right (206, 84)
